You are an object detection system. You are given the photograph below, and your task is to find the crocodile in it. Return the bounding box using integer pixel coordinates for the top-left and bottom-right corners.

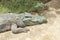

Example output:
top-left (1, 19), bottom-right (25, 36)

top-left (0, 12), bottom-right (47, 34)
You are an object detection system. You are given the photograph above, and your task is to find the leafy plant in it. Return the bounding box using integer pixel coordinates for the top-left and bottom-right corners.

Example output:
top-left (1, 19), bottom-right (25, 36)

top-left (0, 0), bottom-right (45, 13)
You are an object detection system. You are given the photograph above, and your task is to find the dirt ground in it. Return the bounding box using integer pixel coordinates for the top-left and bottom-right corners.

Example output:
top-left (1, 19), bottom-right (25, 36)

top-left (46, 0), bottom-right (60, 9)
top-left (0, 0), bottom-right (60, 40)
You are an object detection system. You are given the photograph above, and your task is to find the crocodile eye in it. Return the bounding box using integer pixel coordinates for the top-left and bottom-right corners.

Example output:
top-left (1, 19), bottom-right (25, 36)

top-left (25, 16), bottom-right (32, 18)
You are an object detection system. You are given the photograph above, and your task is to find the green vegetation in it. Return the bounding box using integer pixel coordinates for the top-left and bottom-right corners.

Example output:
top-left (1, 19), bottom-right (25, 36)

top-left (0, 0), bottom-right (45, 13)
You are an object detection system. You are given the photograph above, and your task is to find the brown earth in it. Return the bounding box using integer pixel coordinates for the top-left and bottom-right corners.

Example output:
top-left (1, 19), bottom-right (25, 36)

top-left (46, 0), bottom-right (60, 9)
top-left (0, 0), bottom-right (60, 40)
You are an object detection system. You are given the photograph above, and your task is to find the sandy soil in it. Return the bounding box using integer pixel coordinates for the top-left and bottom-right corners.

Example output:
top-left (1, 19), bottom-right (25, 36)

top-left (0, 0), bottom-right (60, 40)
top-left (0, 8), bottom-right (60, 40)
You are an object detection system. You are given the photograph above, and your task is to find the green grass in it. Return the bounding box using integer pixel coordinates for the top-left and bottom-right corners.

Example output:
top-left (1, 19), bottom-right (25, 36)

top-left (0, 6), bottom-right (10, 13)
top-left (0, 0), bottom-right (45, 14)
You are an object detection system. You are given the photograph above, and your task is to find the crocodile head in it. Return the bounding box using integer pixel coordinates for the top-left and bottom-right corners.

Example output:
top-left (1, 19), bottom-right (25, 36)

top-left (23, 13), bottom-right (47, 26)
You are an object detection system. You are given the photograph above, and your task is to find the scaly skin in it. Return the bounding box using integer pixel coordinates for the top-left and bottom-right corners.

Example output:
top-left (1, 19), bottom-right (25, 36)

top-left (0, 13), bottom-right (47, 34)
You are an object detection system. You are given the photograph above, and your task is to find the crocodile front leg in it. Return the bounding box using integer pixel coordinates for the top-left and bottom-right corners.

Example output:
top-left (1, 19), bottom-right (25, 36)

top-left (11, 23), bottom-right (29, 34)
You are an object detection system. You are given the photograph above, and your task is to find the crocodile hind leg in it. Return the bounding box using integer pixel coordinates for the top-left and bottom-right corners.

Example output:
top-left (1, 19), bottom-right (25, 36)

top-left (0, 22), bottom-right (11, 33)
top-left (11, 23), bottom-right (29, 34)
